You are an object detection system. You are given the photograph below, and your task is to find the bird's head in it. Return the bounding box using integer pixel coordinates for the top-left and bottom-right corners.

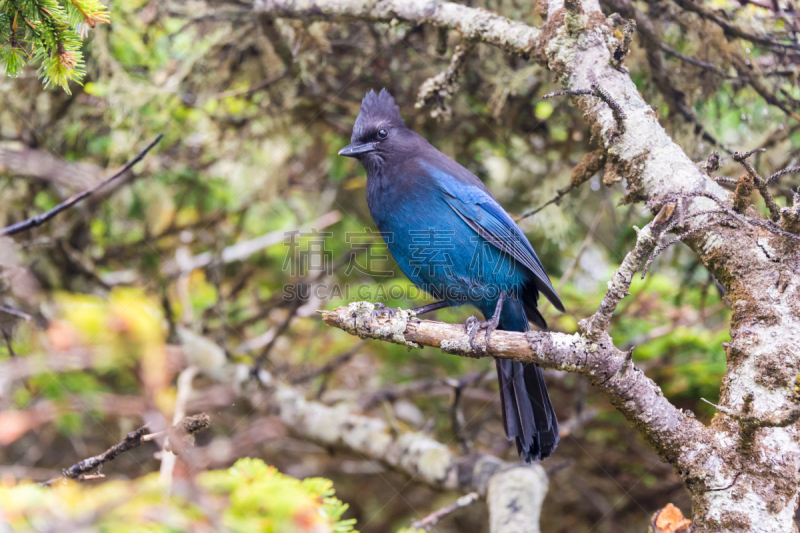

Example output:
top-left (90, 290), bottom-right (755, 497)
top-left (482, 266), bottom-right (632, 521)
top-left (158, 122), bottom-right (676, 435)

top-left (338, 89), bottom-right (409, 166)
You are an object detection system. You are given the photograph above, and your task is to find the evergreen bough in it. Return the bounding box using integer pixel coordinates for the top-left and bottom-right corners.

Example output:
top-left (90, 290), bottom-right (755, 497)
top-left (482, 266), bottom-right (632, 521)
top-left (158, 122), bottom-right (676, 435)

top-left (0, 0), bottom-right (109, 93)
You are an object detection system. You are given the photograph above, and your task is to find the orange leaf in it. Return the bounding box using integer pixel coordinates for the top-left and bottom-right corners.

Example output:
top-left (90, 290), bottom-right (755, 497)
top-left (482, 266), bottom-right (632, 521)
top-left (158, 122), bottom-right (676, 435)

top-left (653, 503), bottom-right (691, 532)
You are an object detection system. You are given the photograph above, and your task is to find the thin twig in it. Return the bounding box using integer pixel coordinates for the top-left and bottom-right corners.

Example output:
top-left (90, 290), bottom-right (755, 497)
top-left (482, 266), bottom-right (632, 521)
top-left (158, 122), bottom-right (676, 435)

top-left (517, 149), bottom-right (606, 221)
top-left (0, 135), bottom-right (164, 237)
top-left (768, 166), bottom-right (800, 183)
top-left (544, 84), bottom-right (626, 140)
top-left (41, 413), bottom-right (209, 487)
top-left (658, 40), bottom-right (728, 75)
top-left (290, 341), bottom-right (367, 384)
top-left (670, 0), bottom-right (800, 52)
top-left (642, 216), bottom-right (734, 277)
top-left (411, 492), bottom-right (480, 530)
top-left (0, 305), bottom-right (32, 321)
top-left (159, 366), bottom-right (199, 486)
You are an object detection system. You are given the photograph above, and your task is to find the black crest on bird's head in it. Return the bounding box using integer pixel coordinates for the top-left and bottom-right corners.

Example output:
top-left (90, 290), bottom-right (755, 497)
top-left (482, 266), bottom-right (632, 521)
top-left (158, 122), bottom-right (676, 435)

top-left (352, 89), bottom-right (405, 143)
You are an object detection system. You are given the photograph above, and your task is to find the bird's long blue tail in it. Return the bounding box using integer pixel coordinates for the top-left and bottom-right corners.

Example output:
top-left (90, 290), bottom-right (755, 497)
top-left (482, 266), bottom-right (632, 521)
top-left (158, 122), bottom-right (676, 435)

top-left (495, 296), bottom-right (559, 462)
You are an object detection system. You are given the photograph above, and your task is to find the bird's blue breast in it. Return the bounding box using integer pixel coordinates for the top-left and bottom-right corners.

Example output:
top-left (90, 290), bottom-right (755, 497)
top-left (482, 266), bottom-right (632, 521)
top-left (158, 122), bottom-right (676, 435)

top-left (367, 160), bottom-right (528, 317)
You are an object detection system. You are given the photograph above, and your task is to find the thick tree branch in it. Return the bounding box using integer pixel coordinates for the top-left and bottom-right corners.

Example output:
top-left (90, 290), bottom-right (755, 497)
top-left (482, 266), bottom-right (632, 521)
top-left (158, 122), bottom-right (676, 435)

top-left (253, 0), bottom-right (542, 54)
top-left (270, 382), bottom-right (547, 532)
top-left (320, 297), bottom-right (705, 465)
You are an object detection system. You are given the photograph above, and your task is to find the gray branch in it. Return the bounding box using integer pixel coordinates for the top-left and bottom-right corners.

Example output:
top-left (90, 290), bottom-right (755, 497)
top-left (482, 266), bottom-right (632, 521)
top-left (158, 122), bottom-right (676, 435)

top-left (271, 383), bottom-right (546, 533)
top-left (321, 298), bottom-right (704, 465)
top-left (579, 203), bottom-right (673, 340)
top-left (253, 0), bottom-right (542, 53)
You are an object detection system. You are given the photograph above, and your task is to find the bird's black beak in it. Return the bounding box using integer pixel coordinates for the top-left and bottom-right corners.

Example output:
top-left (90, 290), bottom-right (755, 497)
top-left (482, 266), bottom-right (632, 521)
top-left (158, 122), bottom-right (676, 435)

top-left (338, 142), bottom-right (377, 157)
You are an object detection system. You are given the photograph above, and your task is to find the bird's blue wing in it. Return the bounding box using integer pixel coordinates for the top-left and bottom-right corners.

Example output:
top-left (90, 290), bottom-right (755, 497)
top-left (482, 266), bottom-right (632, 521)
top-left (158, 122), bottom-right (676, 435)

top-left (416, 159), bottom-right (564, 312)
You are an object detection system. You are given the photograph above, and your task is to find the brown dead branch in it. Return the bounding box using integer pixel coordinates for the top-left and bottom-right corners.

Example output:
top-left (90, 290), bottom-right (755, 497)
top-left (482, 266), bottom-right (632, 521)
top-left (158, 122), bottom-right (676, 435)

top-left (41, 413), bottom-right (209, 487)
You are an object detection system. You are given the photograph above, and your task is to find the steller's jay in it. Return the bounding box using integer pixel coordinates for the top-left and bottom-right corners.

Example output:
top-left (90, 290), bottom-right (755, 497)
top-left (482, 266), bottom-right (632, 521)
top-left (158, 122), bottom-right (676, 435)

top-left (339, 89), bottom-right (564, 462)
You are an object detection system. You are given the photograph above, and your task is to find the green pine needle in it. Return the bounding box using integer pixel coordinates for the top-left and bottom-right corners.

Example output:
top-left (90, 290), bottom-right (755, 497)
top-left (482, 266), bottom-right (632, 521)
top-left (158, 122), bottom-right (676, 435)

top-left (0, 0), bottom-right (108, 91)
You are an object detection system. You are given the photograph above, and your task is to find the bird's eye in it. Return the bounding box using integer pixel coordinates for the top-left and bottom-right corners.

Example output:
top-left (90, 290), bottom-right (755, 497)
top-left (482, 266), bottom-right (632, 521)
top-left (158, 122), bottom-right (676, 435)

top-left (377, 128), bottom-right (389, 139)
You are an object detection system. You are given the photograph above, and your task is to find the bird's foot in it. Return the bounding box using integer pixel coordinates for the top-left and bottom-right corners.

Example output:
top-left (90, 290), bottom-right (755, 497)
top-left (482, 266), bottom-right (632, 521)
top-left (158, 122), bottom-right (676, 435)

top-left (464, 313), bottom-right (501, 351)
top-left (370, 303), bottom-right (397, 325)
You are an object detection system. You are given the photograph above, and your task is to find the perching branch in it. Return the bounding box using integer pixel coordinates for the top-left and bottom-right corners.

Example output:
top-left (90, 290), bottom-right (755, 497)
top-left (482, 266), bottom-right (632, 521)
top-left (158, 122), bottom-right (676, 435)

top-left (319, 205), bottom-right (707, 466)
top-left (0, 135), bottom-right (164, 237)
top-left (320, 300), bottom-right (704, 464)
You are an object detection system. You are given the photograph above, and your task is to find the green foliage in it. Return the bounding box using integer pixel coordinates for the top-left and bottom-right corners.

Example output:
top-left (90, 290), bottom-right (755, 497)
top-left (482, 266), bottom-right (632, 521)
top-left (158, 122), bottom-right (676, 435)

top-left (0, 0), bottom-right (108, 92)
top-left (200, 458), bottom-right (357, 533)
top-left (0, 459), bottom-right (358, 533)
